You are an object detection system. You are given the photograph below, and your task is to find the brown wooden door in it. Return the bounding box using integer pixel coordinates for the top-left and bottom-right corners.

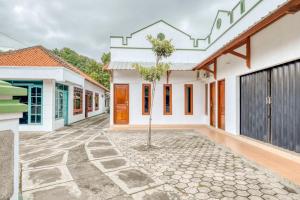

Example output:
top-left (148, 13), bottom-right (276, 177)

top-left (218, 80), bottom-right (225, 130)
top-left (114, 84), bottom-right (129, 124)
top-left (210, 82), bottom-right (216, 127)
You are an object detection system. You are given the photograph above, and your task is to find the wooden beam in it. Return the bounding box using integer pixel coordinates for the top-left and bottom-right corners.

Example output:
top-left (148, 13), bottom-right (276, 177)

top-left (213, 60), bottom-right (217, 80)
top-left (228, 50), bottom-right (247, 59)
top-left (246, 37), bottom-right (251, 68)
top-left (194, 0), bottom-right (299, 70)
top-left (287, 1), bottom-right (300, 13)
top-left (202, 67), bottom-right (214, 74)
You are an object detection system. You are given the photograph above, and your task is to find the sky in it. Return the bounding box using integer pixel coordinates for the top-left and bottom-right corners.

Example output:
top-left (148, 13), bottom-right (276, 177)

top-left (0, 0), bottom-right (238, 61)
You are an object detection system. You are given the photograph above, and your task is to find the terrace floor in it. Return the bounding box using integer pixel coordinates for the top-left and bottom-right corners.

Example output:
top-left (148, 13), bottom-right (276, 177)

top-left (20, 114), bottom-right (300, 200)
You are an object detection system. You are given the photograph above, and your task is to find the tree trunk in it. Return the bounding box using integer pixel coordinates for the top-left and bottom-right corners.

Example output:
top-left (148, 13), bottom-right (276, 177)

top-left (148, 81), bottom-right (156, 148)
top-left (147, 56), bottom-right (160, 149)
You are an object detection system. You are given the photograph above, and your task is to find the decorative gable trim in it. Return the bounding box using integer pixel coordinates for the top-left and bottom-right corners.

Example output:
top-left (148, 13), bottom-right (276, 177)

top-left (110, 0), bottom-right (264, 51)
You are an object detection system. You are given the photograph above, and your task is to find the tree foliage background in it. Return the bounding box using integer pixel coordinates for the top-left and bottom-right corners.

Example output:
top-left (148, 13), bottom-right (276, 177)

top-left (53, 48), bottom-right (110, 89)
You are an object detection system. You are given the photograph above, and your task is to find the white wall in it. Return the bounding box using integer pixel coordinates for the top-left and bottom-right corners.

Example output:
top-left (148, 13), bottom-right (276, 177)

top-left (65, 80), bottom-right (106, 125)
top-left (0, 66), bottom-right (107, 131)
top-left (84, 80), bottom-right (107, 118)
top-left (111, 70), bottom-right (208, 125)
top-left (0, 112), bottom-right (22, 200)
top-left (210, 11), bottom-right (300, 135)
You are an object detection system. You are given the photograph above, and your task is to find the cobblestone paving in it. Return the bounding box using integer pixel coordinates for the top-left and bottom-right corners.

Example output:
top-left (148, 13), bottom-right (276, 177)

top-left (20, 115), bottom-right (135, 200)
top-left (20, 115), bottom-right (300, 200)
top-left (20, 115), bottom-right (179, 200)
top-left (108, 130), bottom-right (300, 200)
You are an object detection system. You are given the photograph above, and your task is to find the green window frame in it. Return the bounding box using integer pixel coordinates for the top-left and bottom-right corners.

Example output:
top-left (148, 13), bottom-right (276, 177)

top-left (30, 86), bottom-right (43, 124)
top-left (55, 88), bottom-right (64, 119)
top-left (55, 83), bottom-right (68, 120)
top-left (9, 81), bottom-right (43, 125)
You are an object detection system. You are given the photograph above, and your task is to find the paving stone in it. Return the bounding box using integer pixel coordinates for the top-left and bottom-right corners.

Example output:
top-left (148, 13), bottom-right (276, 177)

top-left (222, 191), bottom-right (236, 198)
top-left (24, 152), bottom-right (66, 170)
top-left (235, 190), bottom-right (249, 197)
top-left (195, 193), bottom-right (210, 200)
top-left (20, 115), bottom-right (300, 200)
top-left (249, 196), bottom-right (264, 200)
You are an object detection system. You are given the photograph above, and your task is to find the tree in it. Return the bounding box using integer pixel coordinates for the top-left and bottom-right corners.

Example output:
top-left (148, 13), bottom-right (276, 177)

top-left (53, 48), bottom-right (111, 89)
top-left (133, 35), bottom-right (175, 148)
top-left (101, 52), bottom-right (111, 65)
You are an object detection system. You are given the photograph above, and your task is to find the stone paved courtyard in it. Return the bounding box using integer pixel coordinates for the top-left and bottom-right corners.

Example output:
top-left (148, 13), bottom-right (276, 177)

top-left (20, 114), bottom-right (300, 200)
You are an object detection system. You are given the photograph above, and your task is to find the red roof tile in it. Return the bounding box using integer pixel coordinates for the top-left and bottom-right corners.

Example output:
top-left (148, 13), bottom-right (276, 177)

top-left (0, 46), bottom-right (108, 91)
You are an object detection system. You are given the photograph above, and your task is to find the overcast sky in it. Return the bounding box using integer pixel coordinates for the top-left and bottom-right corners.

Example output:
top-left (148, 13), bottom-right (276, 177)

top-left (0, 0), bottom-right (238, 61)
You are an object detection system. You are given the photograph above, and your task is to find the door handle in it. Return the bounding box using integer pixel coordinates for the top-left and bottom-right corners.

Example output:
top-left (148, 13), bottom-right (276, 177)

top-left (266, 97), bottom-right (272, 105)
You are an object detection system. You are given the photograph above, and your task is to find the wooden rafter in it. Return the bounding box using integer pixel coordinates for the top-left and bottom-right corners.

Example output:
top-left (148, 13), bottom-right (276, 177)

top-left (226, 37), bottom-right (251, 68)
top-left (228, 50), bottom-right (246, 59)
top-left (202, 59), bottom-right (217, 80)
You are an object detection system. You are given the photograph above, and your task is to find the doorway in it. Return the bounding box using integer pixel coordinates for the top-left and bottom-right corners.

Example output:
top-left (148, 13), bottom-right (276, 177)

top-left (85, 90), bottom-right (93, 118)
top-left (218, 80), bottom-right (225, 130)
top-left (210, 82), bottom-right (216, 127)
top-left (114, 84), bottom-right (129, 124)
top-left (240, 60), bottom-right (300, 153)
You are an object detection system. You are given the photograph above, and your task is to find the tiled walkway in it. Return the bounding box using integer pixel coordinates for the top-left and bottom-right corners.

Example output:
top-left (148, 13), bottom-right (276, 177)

top-left (20, 115), bottom-right (300, 200)
top-left (109, 129), bottom-right (300, 200)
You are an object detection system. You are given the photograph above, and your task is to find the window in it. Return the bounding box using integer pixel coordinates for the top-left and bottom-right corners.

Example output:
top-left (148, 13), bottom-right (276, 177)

top-left (10, 81), bottom-right (43, 125)
top-left (142, 84), bottom-right (151, 115)
top-left (205, 84), bottom-right (208, 115)
top-left (55, 88), bottom-right (64, 119)
top-left (105, 93), bottom-right (109, 108)
top-left (55, 83), bottom-right (68, 119)
top-left (86, 90), bottom-right (93, 112)
top-left (30, 86), bottom-right (42, 123)
top-left (95, 93), bottom-right (99, 110)
top-left (73, 87), bottom-right (83, 115)
top-left (184, 84), bottom-right (193, 115)
top-left (163, 84), bottom-right (172, 115)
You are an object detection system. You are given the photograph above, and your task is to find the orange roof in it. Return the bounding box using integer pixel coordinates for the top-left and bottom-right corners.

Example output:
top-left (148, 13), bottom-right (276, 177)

top-left (0, 46), bottom-right (108, 91)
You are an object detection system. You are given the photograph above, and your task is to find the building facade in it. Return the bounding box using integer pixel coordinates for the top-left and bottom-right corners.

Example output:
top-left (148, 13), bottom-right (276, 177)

top-left (109, 0), bottom-right (300, 153)
top-left (0, 46), bottom-right (109, 132)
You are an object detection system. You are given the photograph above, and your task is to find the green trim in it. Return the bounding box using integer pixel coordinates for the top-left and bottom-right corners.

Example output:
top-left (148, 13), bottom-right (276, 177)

top-left (241, 0), bottom-right (246, 14)
top-left (0, 80), bottom-right (10, 86)
top-left (110, 20), bottom-right (200, 47)
top-left (110, 0), bottom-right (264, 51)
top-left (110, 46), bottom-right (206, 51)
top-left (216, 18), bottom-right (222, 29)
top-left (205, 0), bottom-right (263, 50)
top-left (0, 100), bottom-right (27, 113)
top-left (0, 81), bottom-right (27, 96)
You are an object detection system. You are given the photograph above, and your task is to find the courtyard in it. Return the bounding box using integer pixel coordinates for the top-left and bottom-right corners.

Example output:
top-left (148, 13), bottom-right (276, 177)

top-left (19, 115), bottom-right (300, 200)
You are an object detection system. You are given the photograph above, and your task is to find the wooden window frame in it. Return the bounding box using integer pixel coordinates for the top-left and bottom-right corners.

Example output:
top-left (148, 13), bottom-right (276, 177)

top-left (205, 84), bottom-right (208, 115)
top-left (95, 93), bottom-right (99, 111)
top-left (184, 84), bottom-right (193, 115)
top-left (142, 84), bottom-right (151, 115)
top-left (86, 90), bottom-right (93, 112)
top-left (163, 84), bottom-right (172, 115)
top-left (73, 87), bottom-right (83, 115)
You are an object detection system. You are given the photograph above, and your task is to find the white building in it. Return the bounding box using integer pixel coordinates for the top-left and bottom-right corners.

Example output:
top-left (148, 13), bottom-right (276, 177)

top-left (108, 0), bottom-right (300, 153)
top-left (0, 46), bottom-right (109, 132)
